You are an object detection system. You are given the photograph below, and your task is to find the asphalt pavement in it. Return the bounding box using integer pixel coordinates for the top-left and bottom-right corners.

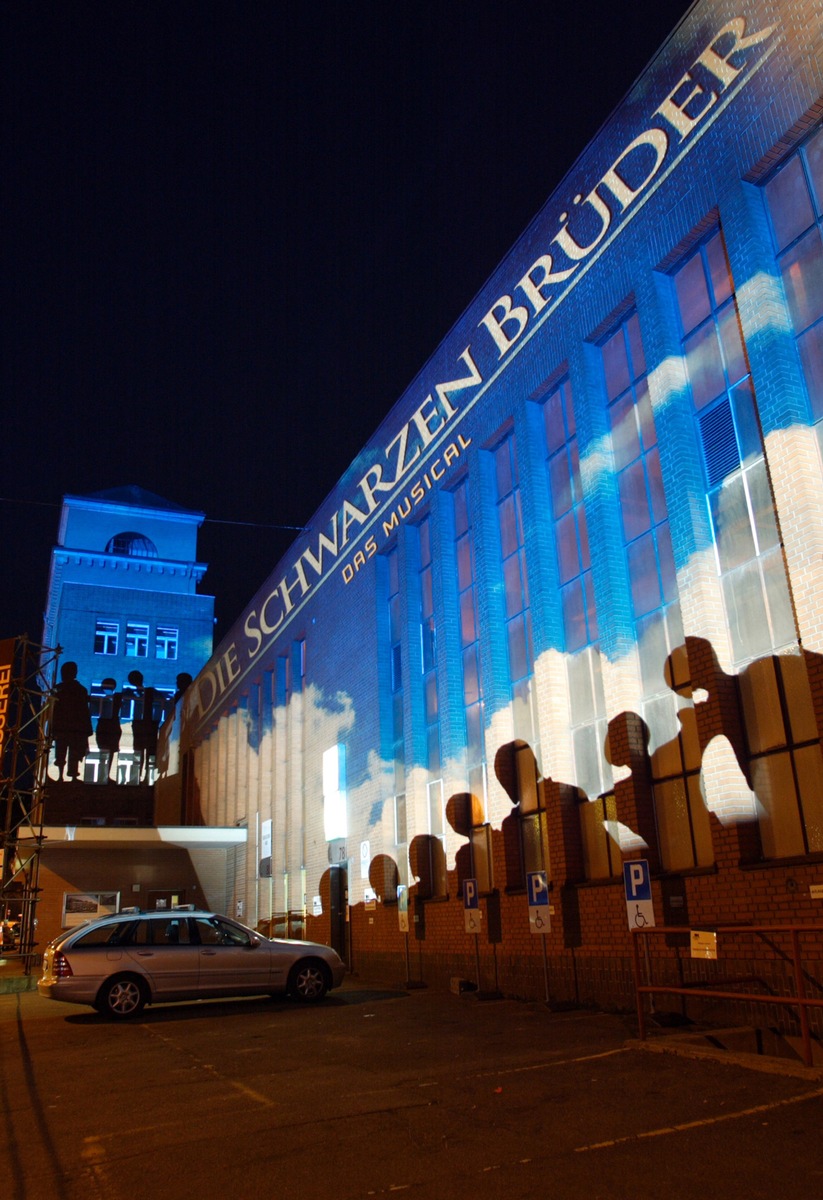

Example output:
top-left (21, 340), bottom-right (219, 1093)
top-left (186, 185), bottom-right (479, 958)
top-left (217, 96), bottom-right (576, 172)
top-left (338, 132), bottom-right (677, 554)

top-left (2, 974), bottom-right (823, 1200)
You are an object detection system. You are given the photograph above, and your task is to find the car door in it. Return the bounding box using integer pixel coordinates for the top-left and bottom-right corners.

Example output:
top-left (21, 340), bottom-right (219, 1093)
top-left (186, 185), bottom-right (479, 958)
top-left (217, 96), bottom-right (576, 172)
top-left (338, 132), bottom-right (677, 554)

top-left (192, 916), bottom-right (276, 995)
top-left (122, 916), bottom-right (200, 998)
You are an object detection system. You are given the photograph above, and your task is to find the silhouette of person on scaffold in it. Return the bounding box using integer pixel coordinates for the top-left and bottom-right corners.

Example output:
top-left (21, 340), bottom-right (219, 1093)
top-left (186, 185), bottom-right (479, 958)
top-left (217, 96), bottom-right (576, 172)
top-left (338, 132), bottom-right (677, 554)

top-left (155, 673), bottom-right (193, 779)
top-left (95, 678), bottom-right (123, 783)
top-left (127, 670), bottom-right (160, 783)
top-left (171, 672), bottom-right (193, 709)
top-left (51, 661), bottom-right (93, 782)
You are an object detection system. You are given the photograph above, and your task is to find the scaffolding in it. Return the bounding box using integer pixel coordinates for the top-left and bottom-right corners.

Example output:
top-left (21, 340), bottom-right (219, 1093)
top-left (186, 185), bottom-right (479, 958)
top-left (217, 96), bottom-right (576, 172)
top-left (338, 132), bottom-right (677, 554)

top-left (1, 634), bottom-right (59, 970)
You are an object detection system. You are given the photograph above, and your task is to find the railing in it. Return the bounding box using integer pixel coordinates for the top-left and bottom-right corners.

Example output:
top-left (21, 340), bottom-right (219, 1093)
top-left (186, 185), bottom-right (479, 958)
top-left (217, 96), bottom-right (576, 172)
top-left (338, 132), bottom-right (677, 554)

top-left (631, 923), bottom-right (823, 1067)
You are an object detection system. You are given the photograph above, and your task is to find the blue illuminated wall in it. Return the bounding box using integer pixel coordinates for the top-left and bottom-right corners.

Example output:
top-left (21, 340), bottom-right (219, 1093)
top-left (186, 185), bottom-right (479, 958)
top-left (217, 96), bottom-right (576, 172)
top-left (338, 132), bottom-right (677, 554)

top-left (180, 1), bottom-right (823, 1004)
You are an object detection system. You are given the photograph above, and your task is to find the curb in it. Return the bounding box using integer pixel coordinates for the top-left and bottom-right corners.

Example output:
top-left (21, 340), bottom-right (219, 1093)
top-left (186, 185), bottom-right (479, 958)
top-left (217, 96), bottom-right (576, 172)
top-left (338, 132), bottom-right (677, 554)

top-left (0, 974), bottom-right (38, 995)
top-left (627, 1036), bottom-right (823, 1080)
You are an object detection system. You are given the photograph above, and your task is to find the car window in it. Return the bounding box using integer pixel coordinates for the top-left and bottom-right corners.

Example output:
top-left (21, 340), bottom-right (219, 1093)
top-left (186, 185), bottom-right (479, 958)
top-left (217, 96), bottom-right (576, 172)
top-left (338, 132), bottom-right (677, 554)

top-left (152, 918), bottom-right (192, 946)
top-left (130, 920), bottom-right (154, 945)
top-left (71, 922), bottom-right (136, 948)
top-left (192, 917), bottom-right (251, 947)
top-left (128, 917), bottom-right (193, 946)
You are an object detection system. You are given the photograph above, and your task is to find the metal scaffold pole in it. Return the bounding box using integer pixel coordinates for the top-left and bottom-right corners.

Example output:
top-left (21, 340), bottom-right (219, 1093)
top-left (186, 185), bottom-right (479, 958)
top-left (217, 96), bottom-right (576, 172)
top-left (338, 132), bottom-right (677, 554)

top-left (0, 634), bottom-right (60, 972)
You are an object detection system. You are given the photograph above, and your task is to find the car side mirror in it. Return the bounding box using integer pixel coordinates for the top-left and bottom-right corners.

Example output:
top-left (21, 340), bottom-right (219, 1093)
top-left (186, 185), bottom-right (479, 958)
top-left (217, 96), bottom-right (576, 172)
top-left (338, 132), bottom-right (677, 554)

top-left (249, 935), bottom-right (261, 948)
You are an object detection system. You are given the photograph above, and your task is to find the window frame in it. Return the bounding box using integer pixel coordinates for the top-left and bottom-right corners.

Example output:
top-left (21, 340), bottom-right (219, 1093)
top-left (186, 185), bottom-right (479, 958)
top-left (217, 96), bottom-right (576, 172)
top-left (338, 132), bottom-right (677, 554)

top-left (93, 620), bottom-right (119, 656)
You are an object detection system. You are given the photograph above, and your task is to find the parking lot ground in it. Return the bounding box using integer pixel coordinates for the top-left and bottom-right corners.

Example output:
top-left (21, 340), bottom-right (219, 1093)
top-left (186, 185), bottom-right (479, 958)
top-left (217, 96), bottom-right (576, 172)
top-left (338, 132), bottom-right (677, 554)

top-left (2, 978), bottom-right (823, 1200)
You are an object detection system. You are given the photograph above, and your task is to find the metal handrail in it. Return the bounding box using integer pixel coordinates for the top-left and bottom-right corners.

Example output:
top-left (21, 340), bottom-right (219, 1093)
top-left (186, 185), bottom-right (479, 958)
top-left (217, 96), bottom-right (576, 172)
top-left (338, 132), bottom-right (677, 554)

top-left (631, 923), bottom-right (823, 1067)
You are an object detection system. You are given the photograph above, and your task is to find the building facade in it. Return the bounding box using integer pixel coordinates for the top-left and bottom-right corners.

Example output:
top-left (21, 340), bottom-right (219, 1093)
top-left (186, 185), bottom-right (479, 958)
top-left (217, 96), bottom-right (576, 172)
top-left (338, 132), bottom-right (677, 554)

top-left (177, 0), bottom-right (823, 1010)
top-left (43, 485), bottom-right (215, 783)
top-left (25, 487), bottom-right (224, 949)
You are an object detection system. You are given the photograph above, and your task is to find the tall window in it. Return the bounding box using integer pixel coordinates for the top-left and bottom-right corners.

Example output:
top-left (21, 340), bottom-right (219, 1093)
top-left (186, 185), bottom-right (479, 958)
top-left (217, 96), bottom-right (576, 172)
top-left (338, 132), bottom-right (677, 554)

top-left (675, 231), bottom-right (796, 662)
top-left (156, 625), bottom-right (179, 660)
top-left (387, 548), bottom-right (406, 850)
top-left (453, 479), bottom-right (486, 805)
top-left (87, 682), bottom-right (108, 723)
top-left (604, 315), bottom-right (678, 644)
top-left (543, 378), bottom-right (612, 877)
top-left (604, 313), bottom-right (709, 871)
top-left (125, 622), bottom-right (149, 658)
top-left (293, 638), bottom-right (306, 692)
top-left (543, 379), bottom-right (609, 799)
top-left (737, 654), bottom-right (823, 858)
top-left (494, 433), bottom-right (537, 751)
top-left (674, 231), bottom-right (823, 859)
top-left (94, 620), bottom-right (119, 656)
top-left (763, 124), bottom-right (823, 432)
top-left (418, 518), bottom-right (445, 861)
top-left (517, 742), bottom-right (547, 880)
top-left (452, 480), bottom-right (492, 891)
top-left (276, 638), bottom-right (307, 930)
top-left (322, 744), bottom-right (347, 841)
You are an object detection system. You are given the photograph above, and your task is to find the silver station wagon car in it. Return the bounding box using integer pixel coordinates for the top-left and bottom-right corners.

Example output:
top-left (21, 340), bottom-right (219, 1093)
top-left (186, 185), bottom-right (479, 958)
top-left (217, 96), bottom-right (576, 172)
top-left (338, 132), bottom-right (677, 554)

top-left (38, 908), bottom-right (345, 1018)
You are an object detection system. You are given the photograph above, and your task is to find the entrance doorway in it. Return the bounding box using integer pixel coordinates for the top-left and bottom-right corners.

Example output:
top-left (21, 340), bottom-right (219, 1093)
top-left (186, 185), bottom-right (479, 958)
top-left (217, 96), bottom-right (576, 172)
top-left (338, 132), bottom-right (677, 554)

top-left (328, 865), bottom-right (349, 965)
top-left (147, 889), bottom-right (187, 911)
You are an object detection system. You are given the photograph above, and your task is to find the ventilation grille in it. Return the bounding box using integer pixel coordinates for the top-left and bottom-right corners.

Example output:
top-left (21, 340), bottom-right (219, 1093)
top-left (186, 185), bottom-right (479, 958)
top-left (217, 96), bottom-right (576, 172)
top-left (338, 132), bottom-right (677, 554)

top-left (699, 399), bottom-right (740, 488)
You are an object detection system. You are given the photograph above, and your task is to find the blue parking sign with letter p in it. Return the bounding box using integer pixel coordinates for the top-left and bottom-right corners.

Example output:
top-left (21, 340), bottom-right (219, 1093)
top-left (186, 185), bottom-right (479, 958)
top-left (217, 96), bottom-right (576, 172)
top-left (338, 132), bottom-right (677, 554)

top-left (463, 879), bottom-right (481, 934)
top-left (527, 872), bottom-right (548, 906)
top-left (623, 859), bottom-right (651, 901)
top-left (527, 871), bottom-right (550, 935)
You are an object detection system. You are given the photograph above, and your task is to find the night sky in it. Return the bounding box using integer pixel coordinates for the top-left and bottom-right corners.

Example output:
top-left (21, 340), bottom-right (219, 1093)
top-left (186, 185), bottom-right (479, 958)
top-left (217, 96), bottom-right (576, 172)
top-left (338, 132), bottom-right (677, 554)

top-left (2, 1), bottom-right (694, 646)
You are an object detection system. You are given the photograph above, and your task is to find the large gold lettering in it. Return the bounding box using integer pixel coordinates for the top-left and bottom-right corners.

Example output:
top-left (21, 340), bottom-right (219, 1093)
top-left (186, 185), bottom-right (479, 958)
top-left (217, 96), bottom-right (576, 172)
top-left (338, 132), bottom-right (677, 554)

top-left (340, 498), bottom-right (368, 545)
top-left (244, 612), bottom-right (263, 657)
top-left (259, 586), bottom-right (285, 635)
top-left (410, 397), bottom-right (444, 448)
top-left (517, 255), bottom-right (576, 315)
top-left (302, 517), bottom-right (340, 576)
top-left (279, 559), bottom-right (311, 613)
top-left (480, 295), bottom-right (529, 357)
top-left (598, 128), bottom-right (669, 210)
top-left (552, 189), bottom-right (613, 262)
top-left (698, 16), bottom-right (775, 85)
top-left (434, 347), bottom-right (482, 416)
top-left (384, 422), bottom-right (419, 485)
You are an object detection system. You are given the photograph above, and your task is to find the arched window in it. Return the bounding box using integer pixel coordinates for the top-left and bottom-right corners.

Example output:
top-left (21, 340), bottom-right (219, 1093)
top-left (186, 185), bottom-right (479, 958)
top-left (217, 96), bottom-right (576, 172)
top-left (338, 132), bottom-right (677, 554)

top-left (105, 532), bottom-right (158, 558)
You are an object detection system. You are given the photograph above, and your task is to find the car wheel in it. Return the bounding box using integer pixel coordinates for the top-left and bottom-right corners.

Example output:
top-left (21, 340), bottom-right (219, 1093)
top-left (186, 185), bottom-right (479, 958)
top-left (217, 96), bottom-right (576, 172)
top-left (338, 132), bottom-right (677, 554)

top-left (288, 959), bottom-right (330, 1002)
top-left (96, 975), bottom-right (147, 1019)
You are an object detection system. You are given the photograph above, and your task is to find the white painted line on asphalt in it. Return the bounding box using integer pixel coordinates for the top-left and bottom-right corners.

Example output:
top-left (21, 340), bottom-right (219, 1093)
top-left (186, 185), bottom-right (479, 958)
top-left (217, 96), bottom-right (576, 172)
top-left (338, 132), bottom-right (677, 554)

top-left (81, 1136), bottom-right (120, 1200)
top-left (574, 1086), bottom-right (823, 1152)
top-left (470, 1046), bottom-right (631, 1080)
top-left (139, 1023), bottom-right (277, 1109)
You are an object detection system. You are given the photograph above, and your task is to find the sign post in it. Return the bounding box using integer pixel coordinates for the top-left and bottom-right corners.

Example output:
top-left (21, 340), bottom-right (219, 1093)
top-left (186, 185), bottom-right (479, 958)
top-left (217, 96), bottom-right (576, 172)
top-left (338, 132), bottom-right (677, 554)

top-left (463, 879), bottom-right (482, 992)
top-left (624, 859), bottom-right (656, 1013)
top-left (527, 871), bottom-right (551, 1004)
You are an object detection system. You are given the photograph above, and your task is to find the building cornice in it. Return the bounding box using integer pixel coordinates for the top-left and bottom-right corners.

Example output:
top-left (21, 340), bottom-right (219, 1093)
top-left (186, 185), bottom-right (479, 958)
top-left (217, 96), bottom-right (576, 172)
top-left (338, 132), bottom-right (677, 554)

top-left (62, 494), bottom-right (205, 526)
top-left (52, 548), bottom-right (208, 580)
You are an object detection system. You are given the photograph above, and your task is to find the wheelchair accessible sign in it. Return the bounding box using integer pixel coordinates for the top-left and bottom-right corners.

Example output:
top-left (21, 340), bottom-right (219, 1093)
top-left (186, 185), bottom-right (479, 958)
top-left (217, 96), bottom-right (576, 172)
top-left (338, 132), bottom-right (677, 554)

top-left (623, 859), bottom-right (656, 931)
top-left (463, 879), bottom-right (482, 934)
top-left (527, 871), bottom-right (551, 935)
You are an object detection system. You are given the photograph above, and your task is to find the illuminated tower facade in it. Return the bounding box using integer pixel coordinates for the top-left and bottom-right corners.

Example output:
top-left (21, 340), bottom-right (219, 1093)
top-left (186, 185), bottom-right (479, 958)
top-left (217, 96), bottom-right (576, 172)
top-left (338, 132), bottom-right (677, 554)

top-left (42, 485), bottom-right (214, 782)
